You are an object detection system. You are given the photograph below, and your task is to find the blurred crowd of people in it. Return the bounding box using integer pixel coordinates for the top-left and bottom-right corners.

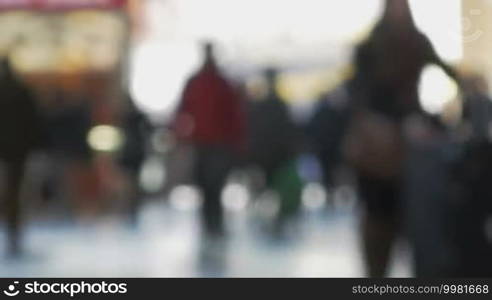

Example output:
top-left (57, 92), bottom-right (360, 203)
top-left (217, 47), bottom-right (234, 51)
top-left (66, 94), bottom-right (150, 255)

top-left (1, 0), bottom-right (492, 278)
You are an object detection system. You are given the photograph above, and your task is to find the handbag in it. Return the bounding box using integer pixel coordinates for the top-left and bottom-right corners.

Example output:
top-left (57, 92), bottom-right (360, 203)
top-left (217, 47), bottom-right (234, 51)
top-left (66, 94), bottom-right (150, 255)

top-left (342, 108), bottom-right (404, 179)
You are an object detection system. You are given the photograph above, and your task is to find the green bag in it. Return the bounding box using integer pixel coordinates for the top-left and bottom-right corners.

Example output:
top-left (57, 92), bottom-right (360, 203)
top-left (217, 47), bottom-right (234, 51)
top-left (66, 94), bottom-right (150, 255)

top-left (271, 159), bottom-right (304, 216)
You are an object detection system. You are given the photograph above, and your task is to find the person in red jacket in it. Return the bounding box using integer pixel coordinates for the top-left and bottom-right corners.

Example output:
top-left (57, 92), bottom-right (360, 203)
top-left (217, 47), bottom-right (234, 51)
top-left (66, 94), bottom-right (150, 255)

top-left (172, 42), bottom-right (246, 237)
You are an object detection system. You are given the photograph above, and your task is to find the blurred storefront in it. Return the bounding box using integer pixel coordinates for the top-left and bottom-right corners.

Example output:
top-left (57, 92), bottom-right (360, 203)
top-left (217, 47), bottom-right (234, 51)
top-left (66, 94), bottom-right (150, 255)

top-left (0, 0), bottom-right (130, 123)
top-left (0, 0), bottom-right (138, 215)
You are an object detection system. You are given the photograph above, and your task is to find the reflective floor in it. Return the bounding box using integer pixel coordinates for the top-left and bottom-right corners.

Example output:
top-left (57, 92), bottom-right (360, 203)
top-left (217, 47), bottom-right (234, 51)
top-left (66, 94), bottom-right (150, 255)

top-left (0, 196), bottom-right (411, 277)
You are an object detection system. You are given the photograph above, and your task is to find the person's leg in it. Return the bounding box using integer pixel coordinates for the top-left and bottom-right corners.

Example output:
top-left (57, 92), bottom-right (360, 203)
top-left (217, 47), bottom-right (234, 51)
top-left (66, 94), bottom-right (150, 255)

top-left (196, 147), bottom-right (232, 237)
top-left (122, 161), bottom-right (144, 227)
top-left (358, 176), bottom-right (399, 277)
top-left (127, 171), bottom-right (141, 227)
top-left (5, 159), bottom-right (25, 256)
top-left (361, 212), bottom-right (397, 277)
top-left (201, 179), bottom-right (224, 236)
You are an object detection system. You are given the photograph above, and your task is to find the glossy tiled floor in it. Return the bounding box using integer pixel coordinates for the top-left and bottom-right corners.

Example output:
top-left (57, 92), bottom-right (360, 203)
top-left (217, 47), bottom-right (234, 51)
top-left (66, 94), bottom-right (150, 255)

top-left (0, 196), bottom-right (411, 278)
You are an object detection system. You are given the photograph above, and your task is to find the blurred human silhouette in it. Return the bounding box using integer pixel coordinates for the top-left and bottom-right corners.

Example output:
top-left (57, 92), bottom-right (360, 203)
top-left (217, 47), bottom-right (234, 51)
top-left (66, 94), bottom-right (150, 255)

top-left (307, 85), bottom-right (350, 191)
top-left (172, 42), bottom-right (246, 237)
top-left (344, 0), bottom-right (460, 277)
top-left (446, 138), bottom-right (492, 277)
top-left (247, 68), bottom-right (301, 234)
top-left (43, 89), bottom-right (98, 217)
top-left (0, 57), bottom-right (42, 257)
top-left (447, 74), bottom-right (492, 277)
top-left (118, 92), bottom-right (151, 226)
top-left (463, 74), bottom-right (492, 141)
top-left (402, 78), bottom-right (492, 277)
top-left (46, 90), bottom-right (92, 161)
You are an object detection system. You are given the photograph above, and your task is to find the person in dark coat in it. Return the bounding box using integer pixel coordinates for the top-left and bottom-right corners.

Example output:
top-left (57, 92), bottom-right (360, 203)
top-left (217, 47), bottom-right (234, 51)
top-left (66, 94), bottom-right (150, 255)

top-left (0, 57), bottom-right (42, 256)
top-left (118, 93), bottom-right (151, 225)
top-left (347, 0), bottom-right (460, 277)
top-left (248, 68), bottom-right (299, 186)
top-left (462, 74), bottom-right (492, 142)
top-left (307, 85), bottom-right (350, 190)
top-left (446, 74), bottom-right (492, 277)
top-left (247, 68), bottom-right (302, 232)
top-left (41, 89), bottom-right (94, 212)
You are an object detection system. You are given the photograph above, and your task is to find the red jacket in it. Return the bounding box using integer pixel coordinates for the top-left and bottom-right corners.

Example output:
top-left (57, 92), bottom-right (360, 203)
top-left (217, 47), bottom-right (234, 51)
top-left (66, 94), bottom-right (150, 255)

top-left (173, 62), bottom-right (246, 152)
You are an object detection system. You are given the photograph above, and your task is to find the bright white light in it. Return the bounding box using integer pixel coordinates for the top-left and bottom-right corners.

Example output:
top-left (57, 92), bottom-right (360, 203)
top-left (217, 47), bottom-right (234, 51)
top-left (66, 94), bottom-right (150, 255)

top-left (221, 183), bottom-right (250, 212)
top-left (134, 0), bottom-right (383, 73)
top-left (295, 252), bottom-right (361, 277)
top-left (410, 0), bottom-right (463, 62)
top-left (419, 65), bottom-right (458, 115)
top-left (132, 0), bottom-right (463, 110)
top-left (87, 125), bottom-right (124, 152)
top-left (168, 185), bottom-right (203, 211)
top-left (130, 42), bottom-right (199, 115)
top-left (301, 182), bottom-right (327, 211)
top-left (177, 0), bottom-right (382, 43)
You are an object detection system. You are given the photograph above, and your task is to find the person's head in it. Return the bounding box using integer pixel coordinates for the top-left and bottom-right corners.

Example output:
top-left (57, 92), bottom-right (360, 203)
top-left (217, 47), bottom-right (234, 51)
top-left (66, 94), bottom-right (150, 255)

top-left (201, 41), bottom-right (215, 64)
top-left (264, 67), bottom-right (279, 97)
top-left (381, 0), bottom-right (415, 28)
top-left (265, 68), bottom-right (278, 86)
top-left (0, 56), bottom-right (14, 79)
